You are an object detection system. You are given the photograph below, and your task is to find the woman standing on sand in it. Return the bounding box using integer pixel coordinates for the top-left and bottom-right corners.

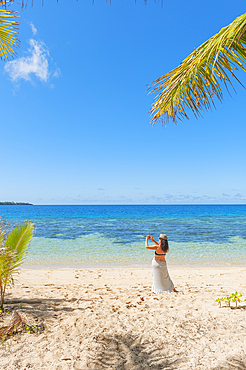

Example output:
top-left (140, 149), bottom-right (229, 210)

top-left (145, 234), bottom-right (177, 293)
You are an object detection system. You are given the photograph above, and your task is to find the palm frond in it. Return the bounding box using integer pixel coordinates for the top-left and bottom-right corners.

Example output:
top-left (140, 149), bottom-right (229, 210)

top-left (0, 229), bottom-right (4, 247)
top-left (0, 222), bottom-right (34, 308)
top-left (149, 12), bottom-right (246, 124)
top-left (0, 249), bottom-right (25, 308)
top-left (0, 217), bottom-right (5, 247)
top-left (0, 3), bottom-right (19, 60)
top-left (0, 250), bottom-right (22, 284)
top-left (5, 222), bottom-right (34, 256)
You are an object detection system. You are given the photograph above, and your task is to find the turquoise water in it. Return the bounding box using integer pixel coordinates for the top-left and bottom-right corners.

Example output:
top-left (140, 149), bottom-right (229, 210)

top-left (0, 205), bottom-right (246, 268)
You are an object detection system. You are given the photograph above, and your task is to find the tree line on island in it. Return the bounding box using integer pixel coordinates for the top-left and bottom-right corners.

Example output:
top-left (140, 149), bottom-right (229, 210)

top-left (0, 202), bottom-right (33, 205)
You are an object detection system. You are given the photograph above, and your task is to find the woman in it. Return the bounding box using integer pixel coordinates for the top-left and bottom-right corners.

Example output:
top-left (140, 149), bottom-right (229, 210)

top-left (145, 234), bottom-right (177, 293)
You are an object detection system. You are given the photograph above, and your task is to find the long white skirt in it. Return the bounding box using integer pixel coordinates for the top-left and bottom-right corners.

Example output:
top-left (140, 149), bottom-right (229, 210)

top-left (152, 258), bottom-right (174, 294)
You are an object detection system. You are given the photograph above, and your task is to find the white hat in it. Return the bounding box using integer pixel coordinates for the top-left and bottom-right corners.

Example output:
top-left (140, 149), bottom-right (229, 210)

top-left (159, 234), bottom-right (167, 240)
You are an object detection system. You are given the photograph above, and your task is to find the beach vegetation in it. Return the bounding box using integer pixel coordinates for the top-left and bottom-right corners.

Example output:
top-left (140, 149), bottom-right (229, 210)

top-left (0, 221), bottom-right (34, 310)
top-left (230, 292), bottom-right (242, 307)
top-left (215, 297), bottom-right (223, 308)
top-left (224, 296), bottom-right (232, 307)
top-left (149, 12), bottom-right (246, 125)
top-left (216, 292), bottom-right (243, 308)
top-left (0, 1), bottom-right (19, 60)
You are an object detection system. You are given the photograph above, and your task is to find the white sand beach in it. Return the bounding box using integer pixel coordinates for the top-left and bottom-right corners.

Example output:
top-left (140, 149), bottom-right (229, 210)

top-left (1, 267), bottom-right (246, 370)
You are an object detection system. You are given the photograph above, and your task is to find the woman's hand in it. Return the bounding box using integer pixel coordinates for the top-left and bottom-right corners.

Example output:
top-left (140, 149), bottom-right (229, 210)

top-left (145, 235), bottom-right (158, 250)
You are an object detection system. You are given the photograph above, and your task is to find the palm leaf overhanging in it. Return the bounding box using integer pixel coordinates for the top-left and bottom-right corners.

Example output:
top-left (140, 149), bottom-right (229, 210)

top-left (0, 1), bottom-right (19, 60)
top-left (149, 12), bottom-right (246, 125)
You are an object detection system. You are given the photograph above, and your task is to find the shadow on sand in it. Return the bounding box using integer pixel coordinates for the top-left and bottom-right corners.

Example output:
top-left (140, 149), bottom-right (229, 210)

top-left (3, 296), bottom-right (89, 319)
top-left (87, 332), bottom-right (183, 370)
top-left (0, 296), bottom-right (91, 334)
top-left (213, 356), bottom-right (246, 370)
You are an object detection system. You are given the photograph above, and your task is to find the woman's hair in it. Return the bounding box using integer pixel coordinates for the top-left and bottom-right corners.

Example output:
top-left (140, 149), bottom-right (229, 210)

top-left (160, 239), bottom-right (169, 253)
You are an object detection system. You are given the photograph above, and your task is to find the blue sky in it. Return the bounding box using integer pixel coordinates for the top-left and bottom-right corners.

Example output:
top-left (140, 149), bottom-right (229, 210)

top-left (1, 0), bottom-right (246, 205)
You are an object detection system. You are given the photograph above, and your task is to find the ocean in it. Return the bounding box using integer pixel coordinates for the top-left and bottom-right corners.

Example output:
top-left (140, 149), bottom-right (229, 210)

top-left (0, 205), bottom-right (246, 268)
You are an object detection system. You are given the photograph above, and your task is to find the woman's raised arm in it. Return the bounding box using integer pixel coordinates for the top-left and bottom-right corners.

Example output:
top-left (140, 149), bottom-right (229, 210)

top-left (145, 235), bottom-right (157, 250)
top-left (150, 236), bottom-right (159, 246)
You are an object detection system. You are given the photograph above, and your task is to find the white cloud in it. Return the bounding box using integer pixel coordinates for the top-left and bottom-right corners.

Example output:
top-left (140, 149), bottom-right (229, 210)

top-left (30, 22), bottom-right (37, 36)
top-left (53, 68), bottom-right (61, 78)
top-left (234, 193), bottom-right (245, 199)
top-left (4, 39), bottom-right (59, 84)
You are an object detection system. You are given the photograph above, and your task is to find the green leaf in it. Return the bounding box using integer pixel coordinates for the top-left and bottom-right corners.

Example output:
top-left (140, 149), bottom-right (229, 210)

top-left (149, 12), bottom-right (246, 124)
top-left (0, 7), bottom-right (19, 60)
top-left (6, 222), bottom-right (34, 256)
top-left (0, 222), bottom-right (34, 309)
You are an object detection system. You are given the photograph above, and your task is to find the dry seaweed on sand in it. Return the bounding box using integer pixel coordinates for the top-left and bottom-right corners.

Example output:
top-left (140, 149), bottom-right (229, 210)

top-left (0, 309), bottom-right (44, 341)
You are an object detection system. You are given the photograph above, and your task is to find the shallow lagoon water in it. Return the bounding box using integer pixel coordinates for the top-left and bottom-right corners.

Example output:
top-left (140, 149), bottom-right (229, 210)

top-left (1, 205), bottom-right (246, 268)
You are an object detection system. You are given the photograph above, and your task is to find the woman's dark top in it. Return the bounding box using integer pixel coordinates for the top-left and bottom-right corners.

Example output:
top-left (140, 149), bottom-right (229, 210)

top-left (155, 251), bottom-right (166, 256)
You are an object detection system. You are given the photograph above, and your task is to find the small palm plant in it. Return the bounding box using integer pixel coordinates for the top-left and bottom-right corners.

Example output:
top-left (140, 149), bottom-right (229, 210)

top-left (0, 221), bottom-right (34, 310)
top-left (215, 297), bottom-right (223, 308)
top-left (224, 295), bottom-right (232, 307)
top-left (230, 292), bottom-right (242, 308)
top-left (216, 292), bottom-right (244, 308)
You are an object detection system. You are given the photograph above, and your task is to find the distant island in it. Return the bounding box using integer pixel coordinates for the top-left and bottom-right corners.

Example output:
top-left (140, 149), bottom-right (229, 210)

top-left (0, 202), bottom-right (33, 205)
